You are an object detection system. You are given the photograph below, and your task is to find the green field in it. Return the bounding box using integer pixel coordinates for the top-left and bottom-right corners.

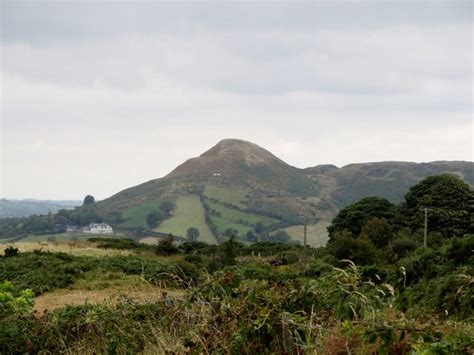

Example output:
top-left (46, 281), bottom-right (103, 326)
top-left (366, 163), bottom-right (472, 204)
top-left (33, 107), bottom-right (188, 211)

top-left (283, 222), bottom-right (330, 247)
top-left (203, 186), bottom-right (249, 209)
top-left (156, 195), bottom-right (216, 244)
top-left (205, 199), bottom-right (278, 236)
top-left (120, 201), bottom-right (164, 228)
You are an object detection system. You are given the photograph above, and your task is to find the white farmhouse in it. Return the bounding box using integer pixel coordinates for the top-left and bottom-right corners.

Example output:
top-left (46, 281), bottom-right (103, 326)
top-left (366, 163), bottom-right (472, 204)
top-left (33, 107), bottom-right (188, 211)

top-left (83, 223), bottom-right (113, 234)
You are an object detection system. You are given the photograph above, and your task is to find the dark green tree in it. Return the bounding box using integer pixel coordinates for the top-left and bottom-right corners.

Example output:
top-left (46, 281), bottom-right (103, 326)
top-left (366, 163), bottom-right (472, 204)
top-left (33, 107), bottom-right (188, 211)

top-left (146, 210), bottom-right (163, 228)
top-left (219, 236), bottom-right (240, 265)
top-left (359, 217), bottom-right (394, 249)
top-left (186, 227), bottom-right (200, 241)
top-left (54, 215), bottom-right (68, 225)
top-left (327, 231), bottom-right (380, 265)
top-left (159, 201), bottom-right (176, 218)
top-left (396, 174), bottom-right (474, 238)
top-left (83, 195), bottom-right (95, 206)
top-left (327, 196), bottom-right (396, 241)
top-left (74, 209), bottom-right (102, 226)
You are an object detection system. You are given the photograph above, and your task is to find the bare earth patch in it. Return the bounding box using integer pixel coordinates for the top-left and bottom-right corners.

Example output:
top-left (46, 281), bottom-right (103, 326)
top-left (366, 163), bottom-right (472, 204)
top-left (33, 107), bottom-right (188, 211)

top-left (34, 284), bottom-right (186, 313)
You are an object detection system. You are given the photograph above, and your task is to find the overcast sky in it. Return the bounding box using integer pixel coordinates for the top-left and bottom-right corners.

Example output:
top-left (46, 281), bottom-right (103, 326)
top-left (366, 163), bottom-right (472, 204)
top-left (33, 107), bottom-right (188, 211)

top-left (1, 1), bottom-right (472, 200)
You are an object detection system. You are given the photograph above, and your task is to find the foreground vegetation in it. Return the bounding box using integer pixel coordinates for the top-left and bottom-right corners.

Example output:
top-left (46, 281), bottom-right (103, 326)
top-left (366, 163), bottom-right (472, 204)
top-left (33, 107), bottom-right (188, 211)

top-left (0, 232), bottom-right (472, 353)
top-left (1, 174), bottom-right (473, 353)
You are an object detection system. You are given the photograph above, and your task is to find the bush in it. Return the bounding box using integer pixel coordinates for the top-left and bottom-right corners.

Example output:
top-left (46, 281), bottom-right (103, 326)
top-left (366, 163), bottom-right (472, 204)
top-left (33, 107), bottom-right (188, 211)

top-left (155, 236), bottom-right (179, 256)
top-left (88, 237), bottom-right (154, 252)
top-left (303, 260), bottom-right (334, 278)
top-left (183, 254), bottom-right (203, 265)
top-left (391, 237), bottom-right (418, 259)
top-left (3, 245), bottom-right (19, 258)
top-left (180, 241), bottom-right (217, 255)
top-left (397, 269), bottom-right (474, 318)
top-left (328, 231), bottom-right (381, 265)
top-left (0, 281), bottom-right (34, 316)
top-left (446, 235), bottom-right (474, 265)
top-left (398, 247), bottom-right (448, 284)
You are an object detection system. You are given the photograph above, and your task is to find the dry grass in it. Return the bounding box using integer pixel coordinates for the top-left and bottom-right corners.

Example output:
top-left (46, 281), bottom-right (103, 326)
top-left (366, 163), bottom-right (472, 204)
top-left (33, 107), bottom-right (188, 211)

top-left (0, 241), bottom-right (132, 257)
top-left (140, 237), bottom-right (161, 245)
top-left (35, 278), bottom-right (187, 314)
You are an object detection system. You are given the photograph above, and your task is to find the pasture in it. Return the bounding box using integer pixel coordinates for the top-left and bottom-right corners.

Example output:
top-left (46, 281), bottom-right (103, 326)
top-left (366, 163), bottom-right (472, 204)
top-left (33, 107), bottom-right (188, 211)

top-left (203, 185), bottom-right (249, 209)
top-left (205, 199), bottom-right (278, 236)
top-left (156, 195), bottom-right (216, 244)
top-left (121, 201), bottom-right (164, 228)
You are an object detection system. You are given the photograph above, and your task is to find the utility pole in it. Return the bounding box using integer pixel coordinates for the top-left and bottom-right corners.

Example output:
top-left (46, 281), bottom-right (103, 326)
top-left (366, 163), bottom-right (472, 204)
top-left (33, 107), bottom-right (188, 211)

top-left (298, 212), bottom-right (312, 248)
top-left (423, 208), bottom-right (428, 248)
top-left (303, 222), bottom-right (307, 248)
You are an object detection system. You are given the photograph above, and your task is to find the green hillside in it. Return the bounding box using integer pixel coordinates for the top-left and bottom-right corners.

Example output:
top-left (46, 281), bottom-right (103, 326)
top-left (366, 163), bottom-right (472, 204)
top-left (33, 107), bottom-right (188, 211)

top-left (156, 195), bottom-right (216, 244)
top-left (203, 185), bottom-right (248, 209)
top-left (120, 201), bottom-right (164, 228)
top-left (204, 198), bottom-right (278, 236)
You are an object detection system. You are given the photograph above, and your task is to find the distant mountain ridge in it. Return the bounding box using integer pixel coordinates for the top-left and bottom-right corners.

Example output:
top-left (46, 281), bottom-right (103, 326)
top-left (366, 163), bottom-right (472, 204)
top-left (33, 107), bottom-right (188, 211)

top-left (0, 199), bottom-right (81, 219)
top-left (91, 139), bottom-right (473, 244)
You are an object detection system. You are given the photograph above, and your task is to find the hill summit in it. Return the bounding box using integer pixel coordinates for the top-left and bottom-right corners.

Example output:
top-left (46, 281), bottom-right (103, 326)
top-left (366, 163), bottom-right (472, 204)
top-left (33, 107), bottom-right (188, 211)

top-left (165, 139), bottom-right (311, 193)
top-left (201, 139), bottom-right (284, 164)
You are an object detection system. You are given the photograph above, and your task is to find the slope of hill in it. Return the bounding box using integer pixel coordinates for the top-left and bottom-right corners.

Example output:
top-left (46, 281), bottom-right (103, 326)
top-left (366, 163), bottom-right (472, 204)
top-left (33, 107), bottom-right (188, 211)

top-left (305, 160), bottom-right (474, 207)
top-left (92, 139), bottom-right (473, 244)
top-left (0, 199), bottom-right (81, 219)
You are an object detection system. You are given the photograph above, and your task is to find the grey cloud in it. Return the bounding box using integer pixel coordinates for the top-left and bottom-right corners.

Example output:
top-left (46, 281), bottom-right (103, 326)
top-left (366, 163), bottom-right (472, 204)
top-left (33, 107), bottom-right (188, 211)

top-left (1, 1), bottom-right (472, 199)
top-left (3, 25), bottom-right (471, 102)
top-left (2, 1), bottom-right (472, 45)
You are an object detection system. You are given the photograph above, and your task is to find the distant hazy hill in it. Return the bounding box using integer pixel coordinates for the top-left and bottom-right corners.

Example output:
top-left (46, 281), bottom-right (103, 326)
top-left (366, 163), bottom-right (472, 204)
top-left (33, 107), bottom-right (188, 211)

top-left (90, 139), bottom-right (473, 245)
top-left (0, 199), bottom-right (81, 219)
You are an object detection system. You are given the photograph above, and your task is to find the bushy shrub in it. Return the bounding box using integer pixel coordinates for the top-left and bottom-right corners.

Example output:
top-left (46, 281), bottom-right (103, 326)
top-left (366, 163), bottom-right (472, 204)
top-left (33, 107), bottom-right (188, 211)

top-left (390, 236), bottom-right (418, 259)
top-left (183, 254), bottom-right (203, 265)
top-left (398, 247), bottom-right (448, 284)
top-left (180, 241), bottom-right (217, 255)
top-left (173, 260), bottom-right (201, 285)
top-left (278, 251), bottom-right (300, 265)
top-left (239, 263), bottom-right (273, 280)
top-left (3, 245), bottom-right (19, 258)
top-left (445, 234), bottom-right (474, 265)
top-left (0, 252), bottom-right (96, 295)
top-left (0, 281), bottom-right (34, 316)
top-left (328, 231), bottom-right (381, 265)
top-left (155, 236), bottom-right (179, 256)
top-left (303, 260), bottom-right (333, 277)
top-left (397, 269), bottom-right (474, 318)
top-left (89, 237), bottom-right (142, 250)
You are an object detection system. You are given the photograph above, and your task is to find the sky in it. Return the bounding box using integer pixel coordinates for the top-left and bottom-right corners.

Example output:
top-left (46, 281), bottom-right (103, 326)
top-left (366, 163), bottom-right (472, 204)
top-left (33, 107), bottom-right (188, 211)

top-left (1, 1), bottom-right (472, 200)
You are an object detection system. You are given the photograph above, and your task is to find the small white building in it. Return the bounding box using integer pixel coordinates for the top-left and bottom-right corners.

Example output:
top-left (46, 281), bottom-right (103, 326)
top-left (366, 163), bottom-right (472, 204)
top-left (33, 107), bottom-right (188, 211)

top-left (83, 223), bottom-right (113, 234)
top-left (66, 225), bottom-right (78, 233)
